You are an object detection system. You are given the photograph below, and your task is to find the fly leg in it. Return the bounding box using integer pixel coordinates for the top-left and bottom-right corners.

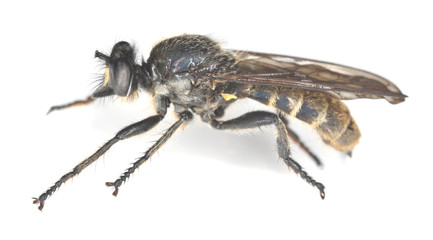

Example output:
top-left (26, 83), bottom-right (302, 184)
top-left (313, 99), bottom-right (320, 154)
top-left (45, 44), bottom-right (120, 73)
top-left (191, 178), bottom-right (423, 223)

top-left (47, 87), bottom-right (114, 114)
top-left (210, 111), bottom-right (325, 199)
top-left (33, 113), bottom-right (165, 210)
top-left (281, 116), bottom-right (322, 166)
top-left (106, 111), bottom-right (193, 196)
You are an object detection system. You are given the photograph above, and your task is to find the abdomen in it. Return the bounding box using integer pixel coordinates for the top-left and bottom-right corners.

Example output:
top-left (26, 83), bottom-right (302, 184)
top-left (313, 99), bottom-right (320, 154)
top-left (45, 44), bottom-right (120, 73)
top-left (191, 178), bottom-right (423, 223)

top-left (246, 85), bottom-right (361, 152)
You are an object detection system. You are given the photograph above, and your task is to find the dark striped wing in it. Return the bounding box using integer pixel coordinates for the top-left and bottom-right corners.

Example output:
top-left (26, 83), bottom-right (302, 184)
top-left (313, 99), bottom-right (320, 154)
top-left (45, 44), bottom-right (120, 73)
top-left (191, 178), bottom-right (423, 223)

top-left (216, 51), bottom-right (406, 104)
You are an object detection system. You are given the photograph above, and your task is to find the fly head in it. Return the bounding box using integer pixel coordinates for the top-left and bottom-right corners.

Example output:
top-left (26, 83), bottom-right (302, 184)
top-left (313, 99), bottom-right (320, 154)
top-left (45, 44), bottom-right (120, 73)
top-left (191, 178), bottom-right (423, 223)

top-left (95, 41), bottom-right (151, 97)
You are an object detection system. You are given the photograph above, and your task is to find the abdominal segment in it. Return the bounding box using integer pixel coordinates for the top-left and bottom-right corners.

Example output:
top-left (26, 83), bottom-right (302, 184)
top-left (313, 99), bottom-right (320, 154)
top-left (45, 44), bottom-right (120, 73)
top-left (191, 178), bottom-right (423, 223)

top-left (246, 86), bottom-right (361, 151)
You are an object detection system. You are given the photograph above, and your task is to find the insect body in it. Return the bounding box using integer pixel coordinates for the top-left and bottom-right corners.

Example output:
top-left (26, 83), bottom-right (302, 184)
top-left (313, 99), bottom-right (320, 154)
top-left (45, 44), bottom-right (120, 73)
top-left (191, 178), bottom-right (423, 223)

top-left (34, 34), bottom-right (406, 210)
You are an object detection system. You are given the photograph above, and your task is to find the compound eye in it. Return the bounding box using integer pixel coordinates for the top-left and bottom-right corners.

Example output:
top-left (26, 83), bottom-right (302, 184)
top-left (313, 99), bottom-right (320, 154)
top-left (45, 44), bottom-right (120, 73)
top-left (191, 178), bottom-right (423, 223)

top-left (109, 60), bottom-right (133, 96)
top-left (111, 41), bottom-right (133, 59)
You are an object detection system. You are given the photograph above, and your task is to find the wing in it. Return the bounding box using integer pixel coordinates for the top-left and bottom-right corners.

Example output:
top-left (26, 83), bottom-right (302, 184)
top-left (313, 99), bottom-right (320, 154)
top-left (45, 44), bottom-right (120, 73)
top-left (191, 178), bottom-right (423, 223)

top-left (216, 51), bottom-right (406, 104)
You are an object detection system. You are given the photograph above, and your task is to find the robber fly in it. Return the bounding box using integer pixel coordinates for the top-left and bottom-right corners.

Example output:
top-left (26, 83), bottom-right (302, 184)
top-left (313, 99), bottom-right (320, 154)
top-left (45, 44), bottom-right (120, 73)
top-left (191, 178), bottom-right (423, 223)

top-left (33, 34), bottom-right (406, 210)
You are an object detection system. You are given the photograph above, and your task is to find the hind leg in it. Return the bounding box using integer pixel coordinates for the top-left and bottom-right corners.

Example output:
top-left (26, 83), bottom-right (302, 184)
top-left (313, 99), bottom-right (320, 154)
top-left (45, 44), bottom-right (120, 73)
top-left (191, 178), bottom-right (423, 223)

top-left (210, 111), bottom-right (325, 199)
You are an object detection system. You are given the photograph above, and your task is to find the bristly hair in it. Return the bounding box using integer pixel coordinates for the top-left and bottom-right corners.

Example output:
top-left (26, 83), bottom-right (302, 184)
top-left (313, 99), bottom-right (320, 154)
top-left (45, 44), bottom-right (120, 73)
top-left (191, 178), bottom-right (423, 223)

top-left (90, 70), bottom-right (108, 95)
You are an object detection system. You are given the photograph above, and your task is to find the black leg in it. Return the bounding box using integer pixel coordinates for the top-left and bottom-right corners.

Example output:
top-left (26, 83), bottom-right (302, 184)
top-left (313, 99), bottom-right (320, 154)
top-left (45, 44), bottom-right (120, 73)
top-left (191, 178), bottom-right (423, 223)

top-left (47, 87), bottom-right (114, 114)
top-left (106, 111), bottom-right (193, 196)
top-left (33, 114), bottom-right (164, 210)
top-left (211, 111), bottom-right (325, 199)
top-left (279, 116), bottom-right (323, 166)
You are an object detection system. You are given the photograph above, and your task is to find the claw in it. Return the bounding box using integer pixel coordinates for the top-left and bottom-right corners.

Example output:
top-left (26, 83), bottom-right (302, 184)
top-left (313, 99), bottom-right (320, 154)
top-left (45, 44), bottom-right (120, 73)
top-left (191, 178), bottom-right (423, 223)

top-left (320, 190), bottom-right (325, 199)
top-left (105, 182), bottom-right (119, 196)
top-left (32, 197), bottom-right (44, 211)
top-left (315, 183), bottom-right (326, 199)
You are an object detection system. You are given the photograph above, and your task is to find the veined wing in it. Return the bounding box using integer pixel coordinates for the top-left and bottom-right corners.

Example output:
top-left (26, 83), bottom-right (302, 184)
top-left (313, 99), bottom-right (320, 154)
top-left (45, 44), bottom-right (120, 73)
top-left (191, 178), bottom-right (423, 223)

top-left (216, 51), bottom-right (406, 104)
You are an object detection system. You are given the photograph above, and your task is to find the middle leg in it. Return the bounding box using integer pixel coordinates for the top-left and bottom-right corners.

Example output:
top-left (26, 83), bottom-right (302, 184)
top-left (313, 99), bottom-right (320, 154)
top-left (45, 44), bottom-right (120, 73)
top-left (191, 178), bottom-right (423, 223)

top-left (106, 111), bottom-right (194, 196)
top-left (211, 111), bottom-right (325, 199)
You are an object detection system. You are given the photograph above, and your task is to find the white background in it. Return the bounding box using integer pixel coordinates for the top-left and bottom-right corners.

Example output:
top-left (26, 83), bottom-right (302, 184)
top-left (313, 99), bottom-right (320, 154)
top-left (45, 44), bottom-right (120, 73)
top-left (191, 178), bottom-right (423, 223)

top-left (1, 0), bottom-right (432, 239)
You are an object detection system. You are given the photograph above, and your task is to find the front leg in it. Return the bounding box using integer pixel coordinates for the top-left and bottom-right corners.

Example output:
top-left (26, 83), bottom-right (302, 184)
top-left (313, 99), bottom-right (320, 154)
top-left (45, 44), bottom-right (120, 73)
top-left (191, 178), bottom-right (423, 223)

top-left (211, 111), bottom-right (325, 199)
top-left (33, 114), bottom-right (164, 210)
top-left (47, 86), bottom-right (114, 114)
top-left (33, 96), bottom-right (170, 210)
